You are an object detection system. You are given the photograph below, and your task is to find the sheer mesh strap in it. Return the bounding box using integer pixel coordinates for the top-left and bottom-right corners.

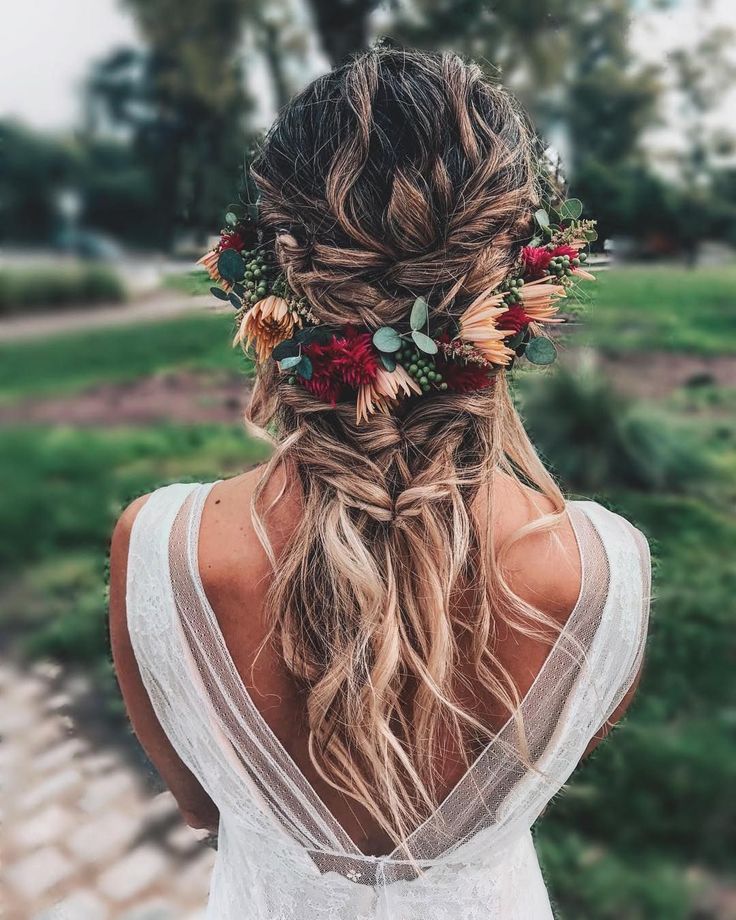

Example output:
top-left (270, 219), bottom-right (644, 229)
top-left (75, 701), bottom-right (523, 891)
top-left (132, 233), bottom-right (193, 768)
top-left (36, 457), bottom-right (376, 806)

top-left (168, 483), bottom-right (360, 855)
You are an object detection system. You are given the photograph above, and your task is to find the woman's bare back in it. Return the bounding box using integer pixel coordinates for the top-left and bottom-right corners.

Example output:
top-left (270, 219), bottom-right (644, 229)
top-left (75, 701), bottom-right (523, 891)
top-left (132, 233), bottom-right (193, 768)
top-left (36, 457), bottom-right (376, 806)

top-left (195, 466), bottom-right (584, 855)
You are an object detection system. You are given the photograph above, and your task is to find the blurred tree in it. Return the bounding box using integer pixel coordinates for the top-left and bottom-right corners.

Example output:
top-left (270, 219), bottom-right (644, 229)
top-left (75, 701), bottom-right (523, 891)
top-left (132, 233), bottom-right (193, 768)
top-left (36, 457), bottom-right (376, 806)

top-left (563, 1), bottom-right (663, 245)
top-left (86, 0), bottom-right (254, 246)
top-left (667, 13), bottom-right (736, 261)
top-left (0, 122), bottom-right (78, 244)
top-left (307, 0), bottom-right (379, 64)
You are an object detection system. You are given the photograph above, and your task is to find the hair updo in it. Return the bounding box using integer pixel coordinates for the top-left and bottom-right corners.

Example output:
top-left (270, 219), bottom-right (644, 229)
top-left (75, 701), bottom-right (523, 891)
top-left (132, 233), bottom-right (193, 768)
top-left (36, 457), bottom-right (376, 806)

top-left (246, 47), bottom-right (563, 849)
top-left (252, 48), bottom-right (538, 329)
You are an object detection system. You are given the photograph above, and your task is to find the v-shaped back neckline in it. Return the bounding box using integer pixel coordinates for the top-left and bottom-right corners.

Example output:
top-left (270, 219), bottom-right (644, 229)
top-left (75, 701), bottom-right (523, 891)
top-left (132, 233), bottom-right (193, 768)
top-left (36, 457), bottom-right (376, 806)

top-left (180, 480), bottom-right (593, 861)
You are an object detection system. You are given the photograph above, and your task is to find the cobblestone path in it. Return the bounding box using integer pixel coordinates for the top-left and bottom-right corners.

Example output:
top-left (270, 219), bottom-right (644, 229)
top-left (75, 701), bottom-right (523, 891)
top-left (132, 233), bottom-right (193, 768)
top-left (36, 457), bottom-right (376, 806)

top-left (1, 658), bottom-right (215, 919)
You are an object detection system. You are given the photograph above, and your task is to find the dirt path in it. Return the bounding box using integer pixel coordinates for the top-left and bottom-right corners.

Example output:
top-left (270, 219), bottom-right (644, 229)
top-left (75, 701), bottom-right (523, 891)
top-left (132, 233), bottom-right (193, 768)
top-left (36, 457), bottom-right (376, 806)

top-left (0, 292), bottom-right (222, 344)
top-left (0, 370), bottom-right (251, 427)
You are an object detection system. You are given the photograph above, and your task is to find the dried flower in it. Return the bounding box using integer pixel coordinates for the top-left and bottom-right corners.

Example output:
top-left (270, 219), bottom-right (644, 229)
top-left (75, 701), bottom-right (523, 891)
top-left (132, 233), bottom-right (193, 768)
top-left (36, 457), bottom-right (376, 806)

top-left (356, 365), bottom-right (421, 423)
top-left (219, 231), bottom-right (245, 252)
top-left (517, 277), bottom-right (567, 324)
top-left (234, 296), bottom-right (296, 362)
top-left (458, 287), bottom-right (515, 366)
top-left (496, 304), bottom-right (530, 335)
top-left (521, 245), bottom-right (554, 280)
top-left (301, 327), bottom-right (380, 407)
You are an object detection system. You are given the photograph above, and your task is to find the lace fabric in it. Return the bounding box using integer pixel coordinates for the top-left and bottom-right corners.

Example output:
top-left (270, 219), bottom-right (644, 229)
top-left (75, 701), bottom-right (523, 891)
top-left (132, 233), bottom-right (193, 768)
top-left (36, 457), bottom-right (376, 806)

top-left (126, 481), bottom-right (651, 919)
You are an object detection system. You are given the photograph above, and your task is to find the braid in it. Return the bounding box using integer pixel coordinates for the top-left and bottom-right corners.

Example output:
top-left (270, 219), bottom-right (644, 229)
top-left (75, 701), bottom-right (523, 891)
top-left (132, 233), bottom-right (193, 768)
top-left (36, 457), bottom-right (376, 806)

top-left (247, 47), bottom-right (565, 846)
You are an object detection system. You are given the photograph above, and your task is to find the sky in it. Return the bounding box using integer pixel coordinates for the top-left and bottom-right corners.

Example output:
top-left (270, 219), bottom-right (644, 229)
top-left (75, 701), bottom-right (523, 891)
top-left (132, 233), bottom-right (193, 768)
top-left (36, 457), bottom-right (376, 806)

top-left (0, 0), bottom-right (734, 146)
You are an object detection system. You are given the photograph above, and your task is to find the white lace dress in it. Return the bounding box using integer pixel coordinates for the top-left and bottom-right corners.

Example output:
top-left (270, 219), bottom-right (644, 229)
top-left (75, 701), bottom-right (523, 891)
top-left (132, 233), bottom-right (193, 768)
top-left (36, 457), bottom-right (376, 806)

top-left (126, 481), bottom-right (651, 920)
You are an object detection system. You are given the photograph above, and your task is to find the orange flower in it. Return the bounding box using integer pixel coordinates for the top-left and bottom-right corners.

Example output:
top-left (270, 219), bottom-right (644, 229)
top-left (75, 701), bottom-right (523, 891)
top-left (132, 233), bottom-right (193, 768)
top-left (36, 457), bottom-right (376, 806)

top-left (356, 365), bottom-right (421, 423)
top-left (517, 276), bottom-right (567, 324)
top-left (458, 287), bottom-right (515, 366)
top-left (197, 249), bottom-right (232, 291)
top-left (233, 296), bottom-right (297, 362)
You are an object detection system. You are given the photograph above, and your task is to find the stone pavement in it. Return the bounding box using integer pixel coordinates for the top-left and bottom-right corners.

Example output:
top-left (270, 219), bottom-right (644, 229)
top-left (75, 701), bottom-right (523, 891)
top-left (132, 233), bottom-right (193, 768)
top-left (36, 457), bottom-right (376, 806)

top-left (1, 658), bottom-right (215, 919)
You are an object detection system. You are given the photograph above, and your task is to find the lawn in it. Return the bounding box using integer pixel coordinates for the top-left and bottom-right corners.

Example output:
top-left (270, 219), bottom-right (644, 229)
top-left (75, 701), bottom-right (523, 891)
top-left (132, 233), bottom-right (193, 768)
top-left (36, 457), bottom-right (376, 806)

top-left (0, 312), bottom-right (248, 403)
top-left (1, 263), bottom-right (734, 918)
top-left (588, 264), bottom-right (736, 354)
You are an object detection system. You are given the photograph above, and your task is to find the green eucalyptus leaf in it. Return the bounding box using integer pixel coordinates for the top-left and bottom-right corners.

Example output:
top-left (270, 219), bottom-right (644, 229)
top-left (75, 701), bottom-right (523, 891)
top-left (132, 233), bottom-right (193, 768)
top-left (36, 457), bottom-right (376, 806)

top-left (557, 198), bottom-right (583, 220)
top-left (409, 296), bottom-right (429, 331)
top-left (217, 248), bottom-right (245, 282)
top-left (228, 292), bottom-right (242, 309)
top-left (380, 353), bottom-right (397, 372)
top-left (373, 326), bottom-right (402, 353)
top-left (272, 339), bottom-right (299, 361)
top-left (278, 355), bottom-right (303, 370)
top-left (210, 286), bottom-right (229, 302)
top-left (525, 336), bottom-right (557, 365)
top-left (296, 355), bottom-right (313, 380)
top-left (534, 208), bottom-right (550, 229)
top-left (225, 211), bottom-right (238, 227)
top-left (411, 330), bottom-right (438, 354)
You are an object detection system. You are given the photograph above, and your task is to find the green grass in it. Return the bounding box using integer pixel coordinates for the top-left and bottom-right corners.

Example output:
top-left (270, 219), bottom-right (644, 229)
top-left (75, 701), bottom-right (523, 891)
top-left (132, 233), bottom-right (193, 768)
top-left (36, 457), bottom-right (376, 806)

top-left (588, 265), bottom-right (736, 354)
top-left (0, 312), bottom-right (251, 402)
top-left (163, 270), bottom-right (216, 297)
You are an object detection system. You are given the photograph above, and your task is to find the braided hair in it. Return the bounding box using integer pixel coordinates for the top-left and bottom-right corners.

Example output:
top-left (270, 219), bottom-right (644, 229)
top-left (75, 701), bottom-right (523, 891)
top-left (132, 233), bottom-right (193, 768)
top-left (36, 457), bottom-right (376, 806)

top-left (247, 47), bottom-right (565, 846)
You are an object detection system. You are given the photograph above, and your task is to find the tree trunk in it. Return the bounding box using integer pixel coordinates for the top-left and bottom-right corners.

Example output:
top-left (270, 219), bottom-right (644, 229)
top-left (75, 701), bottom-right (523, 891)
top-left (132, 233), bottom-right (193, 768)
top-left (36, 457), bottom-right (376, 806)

top-left (260, 19), bottom-right (291, 110)
top-left (306, 0), bottom-right (376, 66)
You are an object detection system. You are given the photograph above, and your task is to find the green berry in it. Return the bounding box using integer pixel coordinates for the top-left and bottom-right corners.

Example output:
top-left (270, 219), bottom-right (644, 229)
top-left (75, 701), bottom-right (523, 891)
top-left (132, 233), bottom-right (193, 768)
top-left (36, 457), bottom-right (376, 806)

top-left (440, 382), bottom-right (448, 391)
top-left (288, 376), bottom-right (296, 385)
top-left (435, 373), bottom-right (443, 383)
top-left (419, 376), bottom-right (428, 386)
top-left (421, 384), bottom-right (430, 393)
top-left (409, 364), bottom-right (418, 375)
top-left (250, 293), bottom-right (258, 303)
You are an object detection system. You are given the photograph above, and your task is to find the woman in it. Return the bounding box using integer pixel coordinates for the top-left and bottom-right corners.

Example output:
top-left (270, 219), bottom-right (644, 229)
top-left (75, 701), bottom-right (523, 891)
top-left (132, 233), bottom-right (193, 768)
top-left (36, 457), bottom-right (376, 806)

top-left (110, 47), bottom-right (650, 920)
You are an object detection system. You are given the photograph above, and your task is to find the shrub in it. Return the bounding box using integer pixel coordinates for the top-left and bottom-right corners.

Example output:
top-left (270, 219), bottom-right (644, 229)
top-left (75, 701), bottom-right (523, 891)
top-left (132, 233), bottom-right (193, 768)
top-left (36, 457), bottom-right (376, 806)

top-left (0, 265), bottom-right (126, 315)
top-left (518, 366), bottom-right (713, 493)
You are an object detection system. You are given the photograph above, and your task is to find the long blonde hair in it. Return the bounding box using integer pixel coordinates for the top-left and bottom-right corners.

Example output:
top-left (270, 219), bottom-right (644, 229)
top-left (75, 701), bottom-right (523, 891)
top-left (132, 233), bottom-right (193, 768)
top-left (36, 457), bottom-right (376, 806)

top-left (246, 48), bottom-right (565, 846)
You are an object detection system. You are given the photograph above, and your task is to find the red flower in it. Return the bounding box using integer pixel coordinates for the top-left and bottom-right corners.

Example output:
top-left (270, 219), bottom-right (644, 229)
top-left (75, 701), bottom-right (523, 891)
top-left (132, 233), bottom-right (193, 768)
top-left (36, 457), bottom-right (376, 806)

top-left (497, 305), bottom-right (530, 335)
top-left (302, 326), bottom-right (379, 406)
top-left (219, 231), bottom-right (245, 251)
top-left (441, 360), bottom-right (495, 394)
top-left (330, 326), bottom-right (379, 387)
top-left (303, 374), bottom-right (343, 405)
top-left (521, 246), bottom-right (553, 280)
top-left (549, 244), bottom-right (578, 261)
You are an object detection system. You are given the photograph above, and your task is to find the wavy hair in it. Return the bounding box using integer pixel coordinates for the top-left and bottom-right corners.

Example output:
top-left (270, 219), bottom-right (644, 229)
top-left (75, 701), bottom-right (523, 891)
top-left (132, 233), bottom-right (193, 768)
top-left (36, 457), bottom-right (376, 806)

top-left (246, 47), bottom-right (565, 846)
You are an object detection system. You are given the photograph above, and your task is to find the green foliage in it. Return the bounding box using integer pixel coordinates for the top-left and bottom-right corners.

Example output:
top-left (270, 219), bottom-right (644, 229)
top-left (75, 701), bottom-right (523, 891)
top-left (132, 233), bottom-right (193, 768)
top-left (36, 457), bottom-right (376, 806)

top-left (411, 330), bottom-right (438, 354)
top-left (0, 266), bottom-right (126, 315)
top-left (519, 367), bottom-right (714, 493)
top-left (373, 326), bottom-right (402, 353)
top-left (409, 296), bottom-right (429, 331)
top-left (525, 336), bottom-right (557, 365)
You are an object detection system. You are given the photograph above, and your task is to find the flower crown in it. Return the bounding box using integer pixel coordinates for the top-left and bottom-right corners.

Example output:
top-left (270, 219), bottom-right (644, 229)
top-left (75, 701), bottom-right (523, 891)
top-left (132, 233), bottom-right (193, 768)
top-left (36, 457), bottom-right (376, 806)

top-left (199, 200), bottom-right (597, 423)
